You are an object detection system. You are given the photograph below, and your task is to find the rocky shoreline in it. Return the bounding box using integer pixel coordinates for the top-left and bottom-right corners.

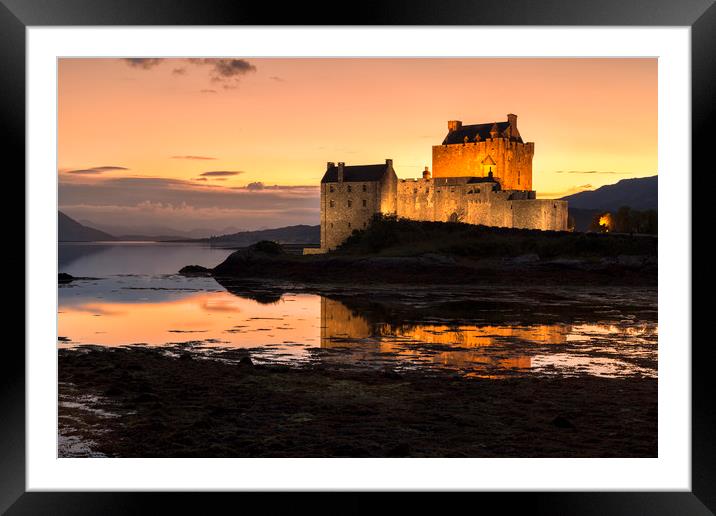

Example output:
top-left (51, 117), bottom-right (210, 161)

top-left (59, 345), bottom-right (657, 458)
top-left (180, 248), bottom-right (657, 286)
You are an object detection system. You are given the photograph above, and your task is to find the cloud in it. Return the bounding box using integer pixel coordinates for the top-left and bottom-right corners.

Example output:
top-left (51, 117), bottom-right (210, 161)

top-left (539, 184), bottom-right (594, 199)
top-left (186, 58), bottom-right (257, 85)
top-left (199, 171), bottom-right (243, 177)
top-left (171, 155), bottom-right (216, 160)
top-left (58, 176), bottom-right (320, 231)
top-left (246, 182), bottom-right (265, 190)
top-left (122, 58), bottom-right (163, 69)
top-left (200, 89), bottom-right (217, 94)
top-left (172, 67), bottom-right (187, 75)
top-left (64, 166), bottom-right (129, 175)
top-left (269, 76), bottom-right (285, 82)
top-left (553, 170), bottom-right (629, 175)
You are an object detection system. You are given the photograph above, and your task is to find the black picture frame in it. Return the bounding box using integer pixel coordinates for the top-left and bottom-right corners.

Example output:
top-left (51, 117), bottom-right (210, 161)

top-left (5, 0), bottom-right (712, 513)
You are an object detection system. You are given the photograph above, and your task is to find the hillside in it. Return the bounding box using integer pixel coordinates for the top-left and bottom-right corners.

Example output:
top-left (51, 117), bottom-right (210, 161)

top-left (201, 217), bottom-right (657, 287)
top-left (59, 211), bottom-right (116, 242)
top-left (206, 224), bottom-right (320, 246)
top-left (561, 176), bottom-right (657, 211)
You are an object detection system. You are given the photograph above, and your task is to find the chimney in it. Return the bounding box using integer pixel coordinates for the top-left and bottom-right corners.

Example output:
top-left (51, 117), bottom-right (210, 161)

top-left (327, 161), bottom-right (335, 170)
top-left (422, 166), bottom-right (431, 180)
top-left (447, 120), bottom-right (462, 132)
top-left (385, 158), bottom-right (393, 168)
top-left (507, 113), bottom-right (517, 130)
top-left (337, 162), bottom-right (344, 182)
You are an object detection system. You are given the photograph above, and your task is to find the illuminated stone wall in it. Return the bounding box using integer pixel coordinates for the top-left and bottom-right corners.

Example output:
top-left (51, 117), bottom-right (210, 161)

top-left (432, 138), bottom-right (534, 191)
top-left (396, 178), bottom-right (568, 231)
top-left (320, 162), bottom-right (398, 250)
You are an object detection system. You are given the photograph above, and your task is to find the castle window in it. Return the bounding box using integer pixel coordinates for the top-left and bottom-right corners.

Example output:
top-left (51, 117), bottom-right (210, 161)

top-left (329, 200), bottom-right (335, 208)
top-left (329, 185), bottom-right (334, 193)
top-left (426, 188), bottom-right (429, 194)
top-left (347, 200), bottom-right (352, 208)
top-left (347, 185), bottom-right (352, 193)
top-left (348, 222), bottom-right (351, 228)
top-left (362, 199), bottom-right (367, 207)
top-left (518, 170), bottom-right (521, 185)
top-left (362, 184), bottom-right (367, 192)
top-left (330, 223), bottom-right (333, 228)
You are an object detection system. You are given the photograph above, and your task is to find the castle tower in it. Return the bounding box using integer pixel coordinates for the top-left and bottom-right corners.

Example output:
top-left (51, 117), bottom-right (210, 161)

top-left (431, 114), bottom-right (534, 191)
top-left (318, 159), bottom-right (398, 250)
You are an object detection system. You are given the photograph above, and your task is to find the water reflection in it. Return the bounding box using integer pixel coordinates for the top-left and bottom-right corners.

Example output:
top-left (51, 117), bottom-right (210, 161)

top-left (59, 276), bottom-right (657, 378)
top-left (59, 242), bottom-right (235, 276)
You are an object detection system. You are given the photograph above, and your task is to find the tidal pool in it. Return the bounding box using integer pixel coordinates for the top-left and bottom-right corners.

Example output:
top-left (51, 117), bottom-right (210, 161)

top-left (59, 273), bottom-right (657, 379)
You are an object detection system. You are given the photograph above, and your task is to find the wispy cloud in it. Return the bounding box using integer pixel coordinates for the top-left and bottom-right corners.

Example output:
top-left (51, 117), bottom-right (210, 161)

top-left (64, 166), bottom-right (129, 175)
top-left (539, 184), bottom-right (593, 199)
top-left (122, 58), bottom-right (163, 69)
top-left (186, 58), bottom-right (257, 86)
top-left (171, 155), bottom-right (216, 160)
top-left (269, 76), bottom-right (286, 82)
top-left (199, 171), bottom-right (243, 177)
top-left (121, 58), bottom-right (257, 90)
top-left (58, 175), bottom-right (320, 231)
top-left (553, 170), bottom-right (630, 175)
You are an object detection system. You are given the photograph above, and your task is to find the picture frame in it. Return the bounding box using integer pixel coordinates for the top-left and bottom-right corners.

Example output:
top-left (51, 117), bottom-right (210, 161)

top-left (6, 0), bottom-right (712, 512)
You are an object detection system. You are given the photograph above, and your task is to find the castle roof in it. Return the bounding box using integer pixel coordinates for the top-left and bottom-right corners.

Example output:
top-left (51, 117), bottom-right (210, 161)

top-left (442, 121), bottom-right (523, 145)
top-left (321, 163), bottom-right (390, 183)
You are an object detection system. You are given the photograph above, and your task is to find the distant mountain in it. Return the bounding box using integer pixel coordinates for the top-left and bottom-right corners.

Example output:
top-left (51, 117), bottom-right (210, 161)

top-left (59, 211), bottom-right (116, 242)
top-left (206, 225), bottom-right (320, 246)
top-left (561, 176), bottom-right (657, 211)
top-left (80, 221), bottom-right (243, 240)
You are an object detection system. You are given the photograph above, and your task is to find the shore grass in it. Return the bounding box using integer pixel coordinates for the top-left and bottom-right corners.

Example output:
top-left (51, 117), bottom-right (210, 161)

top-left (335, 216), bottom-right (657, 259)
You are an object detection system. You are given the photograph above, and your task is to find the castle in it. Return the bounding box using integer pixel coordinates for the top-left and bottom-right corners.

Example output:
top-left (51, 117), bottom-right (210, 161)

top-left (310, 114), bottom-right (568, 252)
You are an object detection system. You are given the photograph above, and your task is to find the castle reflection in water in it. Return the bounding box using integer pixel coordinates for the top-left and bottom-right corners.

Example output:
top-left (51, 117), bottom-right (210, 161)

top-left (320, 298), bottom-right (569, 373)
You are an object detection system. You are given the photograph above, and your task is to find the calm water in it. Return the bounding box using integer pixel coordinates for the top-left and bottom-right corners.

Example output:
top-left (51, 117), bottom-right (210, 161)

top-left (58, 242), bottom-right (658, 378)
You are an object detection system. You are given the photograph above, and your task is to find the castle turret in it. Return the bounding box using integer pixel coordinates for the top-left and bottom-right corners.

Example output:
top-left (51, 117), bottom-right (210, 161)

top-left (423, 166), bottom-right (431, 180)
top-left (447, 120), bottom-right (462, 132)
top-left (337, 162), bottom-right (344, 182)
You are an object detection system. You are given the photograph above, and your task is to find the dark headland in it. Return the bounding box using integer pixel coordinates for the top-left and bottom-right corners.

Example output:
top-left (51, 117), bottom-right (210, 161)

top-left (182, 216), bottom-right (657, 287)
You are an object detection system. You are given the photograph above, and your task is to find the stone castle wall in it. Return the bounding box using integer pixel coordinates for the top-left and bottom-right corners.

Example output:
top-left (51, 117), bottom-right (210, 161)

top-left (320, 167), bottom-right (397, 250)
top-left (432, 139), bottom-right (534, 191)
top-left (396, 178), bottom-right (567, 231)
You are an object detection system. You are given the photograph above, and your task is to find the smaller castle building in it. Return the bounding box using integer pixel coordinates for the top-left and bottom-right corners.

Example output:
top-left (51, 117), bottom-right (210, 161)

top-left (309, 114), bottom-right (568, 253)
top-left (317, 160), bottom-right (397, 250)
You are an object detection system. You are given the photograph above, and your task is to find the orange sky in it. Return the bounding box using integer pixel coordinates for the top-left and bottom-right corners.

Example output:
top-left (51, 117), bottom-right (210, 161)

top-left (58, 58), bottom-right (657, 233)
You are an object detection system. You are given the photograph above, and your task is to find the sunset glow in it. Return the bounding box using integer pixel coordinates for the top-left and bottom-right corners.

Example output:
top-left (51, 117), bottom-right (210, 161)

top-left (59, 58), bottom-right (657, 232)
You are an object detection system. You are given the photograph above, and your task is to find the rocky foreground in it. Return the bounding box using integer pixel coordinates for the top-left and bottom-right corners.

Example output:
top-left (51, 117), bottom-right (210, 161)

top-left (59, 346), bottom-right (657, 458)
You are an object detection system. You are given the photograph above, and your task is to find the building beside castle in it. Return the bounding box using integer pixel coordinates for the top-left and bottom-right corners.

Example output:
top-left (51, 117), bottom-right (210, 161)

top-left (310, 114), bottom-right (568, 253)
